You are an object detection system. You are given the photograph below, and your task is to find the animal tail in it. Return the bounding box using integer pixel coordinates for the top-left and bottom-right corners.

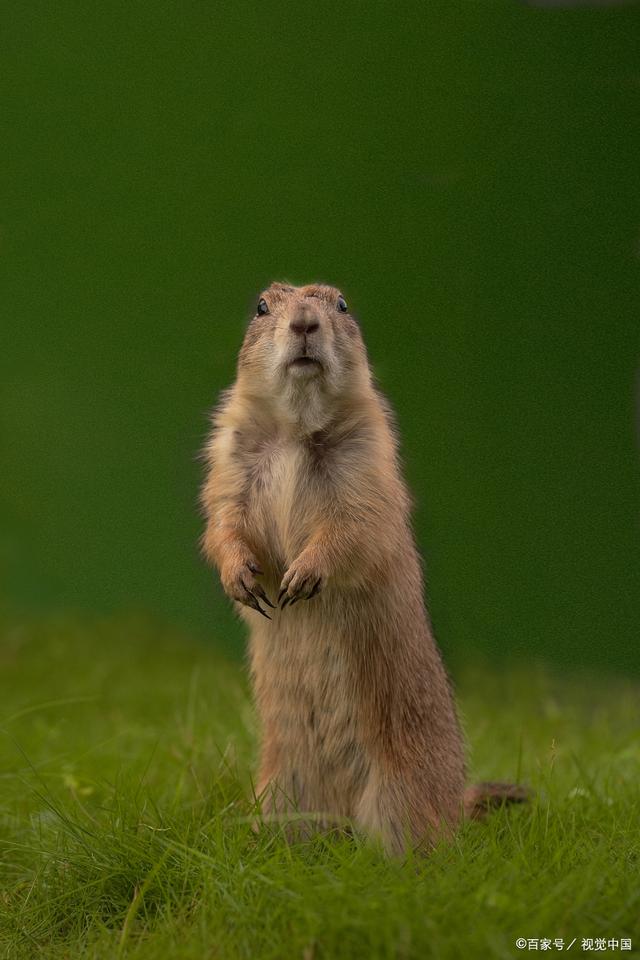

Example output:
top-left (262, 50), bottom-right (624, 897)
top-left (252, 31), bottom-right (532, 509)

top-left (463, 781), bottom-right (531, 820)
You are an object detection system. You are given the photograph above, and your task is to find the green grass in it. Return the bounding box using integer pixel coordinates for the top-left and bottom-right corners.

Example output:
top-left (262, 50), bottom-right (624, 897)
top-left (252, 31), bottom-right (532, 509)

top-left (0, 614), bottom-right (638, 959)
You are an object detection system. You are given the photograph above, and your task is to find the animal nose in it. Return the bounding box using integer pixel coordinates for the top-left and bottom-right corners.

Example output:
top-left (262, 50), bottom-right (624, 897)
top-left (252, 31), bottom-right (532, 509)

top-left (289, 306), bottom-right (319, 335)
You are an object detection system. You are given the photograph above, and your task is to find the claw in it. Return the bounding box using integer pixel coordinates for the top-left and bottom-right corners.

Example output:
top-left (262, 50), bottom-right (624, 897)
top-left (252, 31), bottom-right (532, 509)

top-left (307, 578), bottom-right (322, 600)
top-left (247, 561), bottom-right (264, 576)
top-left (253, 584), bottom-right (275, 608)
top-left (247, 594), bottom-right (271, 619)
top-left (240, 577), bottom-right (272, 620)
top-left (252, 603), bottom-right (271, 620)
top-left (278, 587), bottom-right (288, 604)
top-left (289, 597), bottom-right (301, 606)
top-left (280, 596), bottom-right (292, 609)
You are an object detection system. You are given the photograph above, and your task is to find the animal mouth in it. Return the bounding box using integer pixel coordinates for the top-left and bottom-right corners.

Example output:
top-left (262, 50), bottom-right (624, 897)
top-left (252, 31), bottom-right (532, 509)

top-left (289, 356), bottom-right (322, 369)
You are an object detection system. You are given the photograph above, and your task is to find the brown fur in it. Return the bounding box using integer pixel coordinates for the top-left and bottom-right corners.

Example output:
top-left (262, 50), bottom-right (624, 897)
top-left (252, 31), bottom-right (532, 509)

top-left (200, 282), bottom-right (526, 855)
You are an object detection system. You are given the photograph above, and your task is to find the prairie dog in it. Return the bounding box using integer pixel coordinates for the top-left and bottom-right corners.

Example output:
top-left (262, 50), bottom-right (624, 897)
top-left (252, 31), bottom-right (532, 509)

top-left (201, 282), bottom-right (525, 854)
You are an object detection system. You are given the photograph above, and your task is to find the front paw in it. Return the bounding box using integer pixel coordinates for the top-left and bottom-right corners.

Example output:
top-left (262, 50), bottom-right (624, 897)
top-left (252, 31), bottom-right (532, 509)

top-left (221, 558), bottom-right (275, 619)
top-left (278, 552), bottom-right (324, 608)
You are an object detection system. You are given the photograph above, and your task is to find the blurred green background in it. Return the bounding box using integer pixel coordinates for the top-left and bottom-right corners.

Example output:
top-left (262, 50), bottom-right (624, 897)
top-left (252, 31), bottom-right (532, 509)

top-left (2, 1), bottom-right (639, 670)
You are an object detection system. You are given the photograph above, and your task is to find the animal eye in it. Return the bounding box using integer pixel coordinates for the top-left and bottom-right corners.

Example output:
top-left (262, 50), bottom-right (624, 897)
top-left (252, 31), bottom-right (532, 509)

top-left (337, 295), bottom-right (348, 313)
top-left (256, 298), bottom-right (269, 316)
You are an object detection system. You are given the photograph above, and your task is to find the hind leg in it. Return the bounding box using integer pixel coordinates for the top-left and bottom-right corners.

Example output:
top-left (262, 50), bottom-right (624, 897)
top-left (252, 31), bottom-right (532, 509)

top-left (354, 763), bottom-right (460, 856)
top-left (253, 738), bottom-right (302, 827)
top-left (254, 733), bottom-right (362, 842)
top-left (254, 741), bottom-right (339, 841)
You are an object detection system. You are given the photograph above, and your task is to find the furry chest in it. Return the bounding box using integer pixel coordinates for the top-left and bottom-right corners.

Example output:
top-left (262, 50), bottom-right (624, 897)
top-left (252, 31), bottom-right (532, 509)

top-left (245, 442), bottom-right (318, 564)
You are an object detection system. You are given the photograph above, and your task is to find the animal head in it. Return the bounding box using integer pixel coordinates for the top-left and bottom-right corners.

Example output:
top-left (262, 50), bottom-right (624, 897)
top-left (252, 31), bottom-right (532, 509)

top-left (237, 283), bottom-right (370, 418)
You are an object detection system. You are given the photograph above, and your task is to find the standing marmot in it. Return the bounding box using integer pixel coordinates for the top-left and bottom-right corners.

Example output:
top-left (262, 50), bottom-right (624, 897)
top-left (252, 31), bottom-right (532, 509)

top-left (201, 282), bottom-right (526, 854)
